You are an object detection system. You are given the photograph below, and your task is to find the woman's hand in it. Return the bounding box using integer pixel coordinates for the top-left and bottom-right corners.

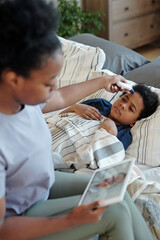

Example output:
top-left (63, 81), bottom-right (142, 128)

top-left (99, 118), bottom-right (118, 136)
top-left (67, 201), bottom-right (107, 227)
top-left (0, 197), bottom-right (5, 226)
top-left (103, 75), bottom-right (128, 93)
top-left (0, 198), bottom-right (106, 240)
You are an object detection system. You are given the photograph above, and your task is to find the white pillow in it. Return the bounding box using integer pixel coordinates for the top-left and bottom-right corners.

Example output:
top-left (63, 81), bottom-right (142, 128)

top-left (86, 70), bottom-right (160, 167)
top-left (57, 37), bottom-right (106, 87)
top-left (126, 95), bottom-right (160, 167)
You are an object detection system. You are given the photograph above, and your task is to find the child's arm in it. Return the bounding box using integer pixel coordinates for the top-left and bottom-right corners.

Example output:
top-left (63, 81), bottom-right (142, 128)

top-left (60, 103), bottom-right (103, 120)
top-left (99, 118), bottom-right (118, 136)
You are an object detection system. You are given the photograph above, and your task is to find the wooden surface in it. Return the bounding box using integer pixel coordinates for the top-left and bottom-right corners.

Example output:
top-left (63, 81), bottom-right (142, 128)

top-left (112, 0), bottom-right (160, 22)
top-left (82, 0), bottom-right (160, 49)
top-left (135, 44), bottom-right (160, 61)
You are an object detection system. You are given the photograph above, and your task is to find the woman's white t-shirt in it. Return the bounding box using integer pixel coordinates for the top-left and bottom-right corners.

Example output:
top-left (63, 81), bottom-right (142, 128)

top-left (0, 105), bottom-right (55, 216)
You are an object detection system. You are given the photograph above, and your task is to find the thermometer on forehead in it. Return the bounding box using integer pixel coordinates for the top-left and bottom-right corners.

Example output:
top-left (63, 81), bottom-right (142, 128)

top-left (117, 81), bottom-right (134, 94)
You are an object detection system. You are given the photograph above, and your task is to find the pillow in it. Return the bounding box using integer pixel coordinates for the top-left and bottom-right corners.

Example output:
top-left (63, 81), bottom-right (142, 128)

top-left (83, 70), bottom-right (160, 167)
top-left (69, 33), bottom-right (150, 75)
top-left (57, 37), bottom-right (105, 87)
top-left (124, 57), bottom-right (160, 88)
top-left (125, 102), bottom-right (160, 167)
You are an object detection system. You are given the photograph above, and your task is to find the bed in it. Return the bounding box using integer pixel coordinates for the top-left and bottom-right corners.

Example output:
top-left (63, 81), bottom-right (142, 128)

top-left (44, 34), bottom-right (160, 239)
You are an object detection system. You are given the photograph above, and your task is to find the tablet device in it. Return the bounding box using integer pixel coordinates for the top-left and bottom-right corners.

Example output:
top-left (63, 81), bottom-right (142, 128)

top-left (78, 158), bottom-right (135, 207)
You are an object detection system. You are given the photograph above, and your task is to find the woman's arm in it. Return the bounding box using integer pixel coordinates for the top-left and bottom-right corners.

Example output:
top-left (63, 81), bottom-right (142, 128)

top-left (42, 75), bottom-right (127, 113)
top-left (0, 197), bottom-right (106, 240)
top-left (0, 197), bottom-right (5, 227)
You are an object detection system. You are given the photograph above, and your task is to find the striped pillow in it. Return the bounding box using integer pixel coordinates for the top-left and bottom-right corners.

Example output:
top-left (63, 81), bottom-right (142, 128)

top-left (57, 37), bottom-right (106, 88)
top-left (126, 101), bottom-right (160, 167)
top-left (124, 85), bottom-right (160, 167)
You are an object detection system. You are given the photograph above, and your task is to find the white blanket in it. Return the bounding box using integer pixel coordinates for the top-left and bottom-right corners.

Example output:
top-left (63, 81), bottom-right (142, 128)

top-left (47, 113), bottom-right (125, 170)
top-left (127, 165), bottom-right (160, 240)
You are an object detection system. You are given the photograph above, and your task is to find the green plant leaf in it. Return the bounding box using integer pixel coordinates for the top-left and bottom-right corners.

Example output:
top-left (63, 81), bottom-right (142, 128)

top-left (57, 0), bottom-right (105, 38)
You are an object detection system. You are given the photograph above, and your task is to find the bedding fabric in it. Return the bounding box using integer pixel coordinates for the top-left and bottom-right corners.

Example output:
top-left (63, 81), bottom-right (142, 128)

top-left (127, 164), bottom-right (160, 240)
top-left (47, 114), bottom-right (125, 170)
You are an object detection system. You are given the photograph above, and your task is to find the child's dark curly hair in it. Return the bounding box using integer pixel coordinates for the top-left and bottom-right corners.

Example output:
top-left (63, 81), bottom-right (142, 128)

top-left (133, 83), bottom-right (159, 120)
top-left (0, 0), bottom-right (61, 78)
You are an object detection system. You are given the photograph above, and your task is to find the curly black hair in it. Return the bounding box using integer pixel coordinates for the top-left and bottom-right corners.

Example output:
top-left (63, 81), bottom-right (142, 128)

top-left (133, 83), bottom-right (159, 120)
top-left (0, 0), bottom-right (61, 78)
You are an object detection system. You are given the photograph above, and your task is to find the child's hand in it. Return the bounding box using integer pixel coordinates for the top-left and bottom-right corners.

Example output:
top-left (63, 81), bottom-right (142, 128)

top-left (60, 103), bottom-right (102, 120)
top-left (67, 201), bottom-right (107, 227)
top-left (73, 104), bottom-right (102, 120)
top-left (99, 118), bottom-right (118, 136)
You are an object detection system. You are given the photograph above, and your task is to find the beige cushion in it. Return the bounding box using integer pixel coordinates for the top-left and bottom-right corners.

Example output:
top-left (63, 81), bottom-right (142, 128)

top-left (57, 37), bottom-right (105, 87)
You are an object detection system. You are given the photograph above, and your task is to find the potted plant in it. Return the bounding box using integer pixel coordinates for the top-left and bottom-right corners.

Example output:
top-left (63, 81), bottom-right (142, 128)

top-left (57, 0), bottom-right (105, 38)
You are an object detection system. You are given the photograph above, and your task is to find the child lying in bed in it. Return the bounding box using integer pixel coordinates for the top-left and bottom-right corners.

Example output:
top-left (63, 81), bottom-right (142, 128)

top-left (60, 83), bottom-right (159, 150)
top-left (48, 83), bottom-right (158, 171)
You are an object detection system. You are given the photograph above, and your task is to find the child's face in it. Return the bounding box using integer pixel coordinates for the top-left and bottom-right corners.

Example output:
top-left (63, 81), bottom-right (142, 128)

top-left (13, 50), bottom-right (64, 105)
top-left (109, 92), bottom-right (144, 126)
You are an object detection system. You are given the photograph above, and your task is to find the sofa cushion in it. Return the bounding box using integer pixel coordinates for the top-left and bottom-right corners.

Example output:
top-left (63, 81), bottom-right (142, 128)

top-left (69, 33), bottom-right (150, 75)
top-left (124, 57), bottom-right (160, 88)
top-left (57, 37), bottom-right (105, 87)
